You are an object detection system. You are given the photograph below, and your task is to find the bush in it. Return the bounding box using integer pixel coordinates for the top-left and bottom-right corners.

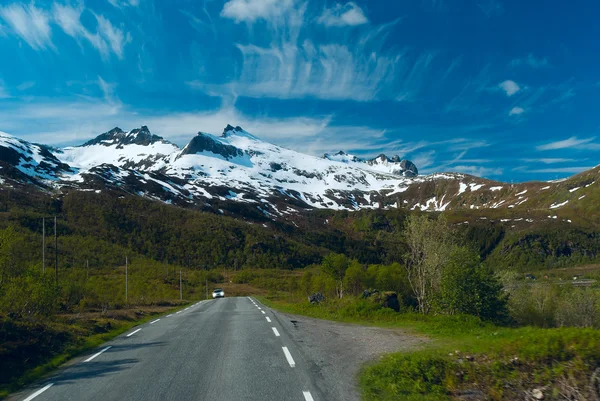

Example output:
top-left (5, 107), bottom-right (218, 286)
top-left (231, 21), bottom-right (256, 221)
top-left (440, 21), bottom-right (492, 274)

top-left (0, 269), bottom-right (60, 317)
top-left (438, 247), bottom-right (508, 323)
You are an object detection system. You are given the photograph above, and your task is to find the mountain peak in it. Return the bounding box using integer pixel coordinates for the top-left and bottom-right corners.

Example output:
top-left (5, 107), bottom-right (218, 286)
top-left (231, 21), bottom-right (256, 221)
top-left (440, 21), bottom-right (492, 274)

top-left (221, 124), bottom-right (259, 141)
top-left (81, 126), bottom-right (169, 148)
top-left (222, 124), bottom-right (244, 137)
top-left (179, 131), bottom-right (243, 160)
top-left (367, 154), bottom-right (418, 177)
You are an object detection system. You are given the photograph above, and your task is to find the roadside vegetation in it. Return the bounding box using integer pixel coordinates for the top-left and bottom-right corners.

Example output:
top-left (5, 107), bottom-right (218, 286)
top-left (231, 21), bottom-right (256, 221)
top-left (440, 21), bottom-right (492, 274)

top-left (2, 190), bottom-right (600, 399)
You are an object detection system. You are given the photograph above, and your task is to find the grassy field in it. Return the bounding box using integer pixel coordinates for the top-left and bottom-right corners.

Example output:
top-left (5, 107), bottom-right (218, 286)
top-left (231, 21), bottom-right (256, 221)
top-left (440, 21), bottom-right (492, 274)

top-left (261, 296), bottom-right (600, 401)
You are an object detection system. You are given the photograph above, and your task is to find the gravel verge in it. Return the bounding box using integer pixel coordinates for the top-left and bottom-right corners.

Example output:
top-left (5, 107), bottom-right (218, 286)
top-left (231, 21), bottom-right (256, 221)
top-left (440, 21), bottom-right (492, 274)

top-left (272, 312), bottom-right (429, 401)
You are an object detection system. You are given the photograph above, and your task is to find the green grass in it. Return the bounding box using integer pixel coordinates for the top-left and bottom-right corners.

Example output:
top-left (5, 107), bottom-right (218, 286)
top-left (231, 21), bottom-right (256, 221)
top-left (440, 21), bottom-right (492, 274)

top-left (261, 296), bottom-right (600, 401)
top-left (0, 302), bottom-right (195, 399)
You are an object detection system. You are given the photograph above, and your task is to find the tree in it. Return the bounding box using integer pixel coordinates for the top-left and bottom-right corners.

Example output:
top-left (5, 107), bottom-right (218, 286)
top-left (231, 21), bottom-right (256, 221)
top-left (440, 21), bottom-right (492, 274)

top-left (321, 253), bottom-right (350, 298)
top-left (439, 247), bottom-right (508, 322)
top-left (404, 214), bottom-right (454, 314)
top-left (344, 260), bottom-right (366, 296)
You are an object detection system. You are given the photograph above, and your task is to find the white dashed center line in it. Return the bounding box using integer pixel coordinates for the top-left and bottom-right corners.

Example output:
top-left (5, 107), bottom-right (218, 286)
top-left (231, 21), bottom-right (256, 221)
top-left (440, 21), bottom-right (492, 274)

top-left (272, 327), bottom-right (280, 337)
top-left (303, 391), bottom-right (315, 401)
top-left (84, 346), bottom-right (111, 362)
top-left (126, 328), bottom-right (142, 337)
top-left (266, 317), bottom-right (271, 322)
top-left (282, 347), bottom-right (296, 367)
top-left (261, 311), bottom-right (266, 314)
top-left (23, 383), bottom-right (54, 401)
top-left (150, 319), bottom-right (160, 325)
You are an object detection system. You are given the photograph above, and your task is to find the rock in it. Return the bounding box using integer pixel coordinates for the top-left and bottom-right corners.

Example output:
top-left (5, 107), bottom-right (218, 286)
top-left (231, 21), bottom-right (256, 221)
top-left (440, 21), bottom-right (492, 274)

top-left (361, 289), bottom-right (379, 299)
top-left (532, 389), bottom-right (544, 400)
top-left (179, 132), bottom-right (244, 160)
top-left (368, 291), bottom-right (400, 312)
top-left (308, 293), bottom-right (325, 304)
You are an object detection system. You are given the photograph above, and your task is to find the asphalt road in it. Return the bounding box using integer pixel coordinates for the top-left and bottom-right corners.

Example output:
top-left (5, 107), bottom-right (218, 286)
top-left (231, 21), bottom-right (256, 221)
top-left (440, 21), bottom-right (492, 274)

top-left (13, 297), bottom-right (323, 401)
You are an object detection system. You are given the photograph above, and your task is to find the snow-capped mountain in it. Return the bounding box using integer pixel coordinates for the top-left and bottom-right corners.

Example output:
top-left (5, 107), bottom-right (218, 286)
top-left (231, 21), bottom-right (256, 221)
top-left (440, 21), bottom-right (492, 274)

top-left (0, 124), bottom-right (597, 220)
top-left (322, 151), bottom-right (418, 177)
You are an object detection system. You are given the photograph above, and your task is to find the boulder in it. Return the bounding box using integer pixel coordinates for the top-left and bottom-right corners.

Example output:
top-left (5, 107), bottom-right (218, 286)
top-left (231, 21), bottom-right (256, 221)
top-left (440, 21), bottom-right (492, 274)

top-left (308, 293), bottom-right (325, 304)
top-left (363, 290), bottom-right (400, 312)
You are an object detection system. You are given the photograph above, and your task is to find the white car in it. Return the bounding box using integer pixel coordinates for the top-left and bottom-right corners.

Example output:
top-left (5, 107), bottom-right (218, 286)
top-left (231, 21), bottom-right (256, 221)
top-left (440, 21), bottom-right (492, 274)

top-left (212, 288), bottom-right (225, 298)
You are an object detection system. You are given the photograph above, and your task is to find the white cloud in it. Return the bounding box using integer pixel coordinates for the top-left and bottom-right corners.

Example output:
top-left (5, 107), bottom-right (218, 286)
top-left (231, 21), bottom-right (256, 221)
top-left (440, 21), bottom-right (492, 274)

top-left (522, 158), bottom-right (578, 164)
top-left (108, 0), bottom-right (140, 8)
top-left (0, 81), bottom-right (10, 99)
top-left (411, 151), bottom-right (436, 169)
top-left (221, 0), bottom-right (297, 23)
top-left (0, 3), bottom-right (53, 50)
top-left (448, 165), bottom-right (503, 177)
top-left (317, 2), bottom-right (368, 27)
top-left (528, 167), bottom-right (594, 174)
top-left (536, 136), bottom-right (596, 151)
top-left (191, 34), bottom-right (438, 102)
top-left (52, 4), bottom-right (131, 59)
top-left (499, 80), bottom-right (520, 96)
top-left (16, 81), bottom-right (35, 91)
top-left (510, 53), bottom-right (549, 69)
top-left (509, 106), bottom-right (525, 116)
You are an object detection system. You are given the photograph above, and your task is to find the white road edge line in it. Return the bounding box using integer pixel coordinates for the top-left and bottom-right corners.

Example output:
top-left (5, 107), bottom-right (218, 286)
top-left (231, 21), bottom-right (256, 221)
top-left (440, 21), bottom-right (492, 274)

top-left (176, 311), bottom-right (182, 314)
top-left (282, 347), bottom-right (296, 367)
top-left (126, 328), bottom-right (142, 337)
top-left (272, 327), bottom-right (280, 337)
top-left (266, 317), bottom-right (271, 322)
top-left (166, 314), bottom-right (173, 317)
top-left (84, 346), bottom-right (111, 362)
top-left (150, 319), bottom-right (160, 325)
top-left (23, 383), bottom-right (54, 401)
top-left (303, 391), bottom-right (315, 401)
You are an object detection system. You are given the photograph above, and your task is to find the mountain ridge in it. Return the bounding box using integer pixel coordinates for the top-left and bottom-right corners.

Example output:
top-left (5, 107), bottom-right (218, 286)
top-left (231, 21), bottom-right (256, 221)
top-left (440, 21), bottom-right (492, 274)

top-left (0, 125), bottom-right (598, 222)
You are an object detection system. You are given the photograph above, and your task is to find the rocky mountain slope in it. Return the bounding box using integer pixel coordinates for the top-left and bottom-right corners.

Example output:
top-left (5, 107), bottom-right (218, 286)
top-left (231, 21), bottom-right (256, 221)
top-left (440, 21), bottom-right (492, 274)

top-left (0, 125), bottom-right (598, 221)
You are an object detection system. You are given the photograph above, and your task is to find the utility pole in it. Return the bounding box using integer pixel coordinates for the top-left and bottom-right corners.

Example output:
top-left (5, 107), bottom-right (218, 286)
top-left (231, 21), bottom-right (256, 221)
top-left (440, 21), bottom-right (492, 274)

top-left (42, 217), bottom-right (45, 273)
top-left (179, 270), bottom-right (182, 301)
top-left (54, 216), bottom-right (58, 284)
top-left (125, 257), bottom-right (128, 303)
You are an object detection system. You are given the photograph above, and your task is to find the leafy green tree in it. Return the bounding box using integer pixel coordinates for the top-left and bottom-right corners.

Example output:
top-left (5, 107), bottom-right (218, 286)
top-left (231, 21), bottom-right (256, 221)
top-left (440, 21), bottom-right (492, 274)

top-left (321, 253), bottom-right (350, 298)
top-left (439, 247), bottom-right (508, 322)
top-left (344, 260), bottom-right (366, 296)
top-left (404, 214), bottom-right (454, 314)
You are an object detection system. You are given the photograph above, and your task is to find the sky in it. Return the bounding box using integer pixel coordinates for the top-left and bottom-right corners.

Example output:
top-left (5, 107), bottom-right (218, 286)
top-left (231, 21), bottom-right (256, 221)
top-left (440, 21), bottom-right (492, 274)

top-left (0, 0), bottom-right (598, 182)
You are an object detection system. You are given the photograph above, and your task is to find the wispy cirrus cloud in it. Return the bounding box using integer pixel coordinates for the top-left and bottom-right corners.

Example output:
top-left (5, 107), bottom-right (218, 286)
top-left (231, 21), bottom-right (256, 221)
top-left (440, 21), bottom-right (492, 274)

top-left (522, 158), bottom-right (580, 164)
top-left (52, 4), bottom-right (131, 60)
top-left (499, 80), bottom-right (521, 96)
top-left (16, 81), bottom-right (35, 91)
top-left (510, 53), bottom-right (549, 69)
top-left (210, 2), bottom-right (446, 103)
top-left (108, 0), bottom-right (140, 8)
top-left (536, 136), bottom-right (597, 151)
top-left (528, 167), bottom-right (594, 174)
top-left (317, 2), bottom-right (368, 27)
top-left (0, 3), bottom-right (53, 50)
top-left (0, 81), bottom-right (10, 99)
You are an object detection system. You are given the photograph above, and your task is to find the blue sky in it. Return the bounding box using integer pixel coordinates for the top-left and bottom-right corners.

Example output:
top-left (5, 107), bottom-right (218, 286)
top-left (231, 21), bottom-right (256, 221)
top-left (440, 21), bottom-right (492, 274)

top-left (0, 0), bottom-right (598, 182)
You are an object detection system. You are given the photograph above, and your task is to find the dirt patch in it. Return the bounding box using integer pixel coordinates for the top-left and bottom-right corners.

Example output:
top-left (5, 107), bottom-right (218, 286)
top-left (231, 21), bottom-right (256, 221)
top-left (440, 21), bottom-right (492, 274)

top-left (275, 312), bottom-right (428, 401)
